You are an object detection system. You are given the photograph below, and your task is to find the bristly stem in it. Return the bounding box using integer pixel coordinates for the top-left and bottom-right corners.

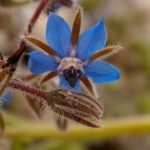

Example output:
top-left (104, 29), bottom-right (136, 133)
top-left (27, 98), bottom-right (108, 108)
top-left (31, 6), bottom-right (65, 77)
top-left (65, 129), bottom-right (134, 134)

top-left (8, 80), bottom-right (47, 99)
top-left (7, 0), bottom-right (49, 65)
top-left (0, 0), bottom-right (49, 96)
top-left (28, 0), bottom-right (49, 34)
top-left (6, 41), bottom-right (26, 65)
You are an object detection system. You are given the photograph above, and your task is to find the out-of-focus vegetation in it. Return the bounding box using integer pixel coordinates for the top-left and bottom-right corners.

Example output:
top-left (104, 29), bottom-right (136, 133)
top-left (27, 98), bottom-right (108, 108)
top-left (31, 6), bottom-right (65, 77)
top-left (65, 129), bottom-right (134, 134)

top-left (0, 0), bottom-right (150, 150)
top-left (0, 0), bottom-right (30, 7)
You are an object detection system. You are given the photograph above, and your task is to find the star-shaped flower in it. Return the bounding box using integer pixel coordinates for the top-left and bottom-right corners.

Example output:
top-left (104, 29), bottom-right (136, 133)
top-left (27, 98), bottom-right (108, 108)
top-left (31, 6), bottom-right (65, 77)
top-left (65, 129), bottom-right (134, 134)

top-left (26, 9), bottom-right (121, 93)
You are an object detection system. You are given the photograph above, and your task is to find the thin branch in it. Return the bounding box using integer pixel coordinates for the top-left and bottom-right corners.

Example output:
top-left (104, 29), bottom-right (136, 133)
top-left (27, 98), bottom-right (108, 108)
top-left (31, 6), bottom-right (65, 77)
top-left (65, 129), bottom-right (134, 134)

top-left (7, 0), bottom-right (49, 66)
top-left (28, 0), bottom-right (49, 34)
top-left (0, 0), bottom-right (49, 96)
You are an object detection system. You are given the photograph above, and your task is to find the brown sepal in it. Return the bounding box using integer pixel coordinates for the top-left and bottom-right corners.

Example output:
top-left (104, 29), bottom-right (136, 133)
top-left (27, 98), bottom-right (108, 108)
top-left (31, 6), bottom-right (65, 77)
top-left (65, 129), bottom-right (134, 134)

top-left (71, 9), bottom-right (81, 47)
top-left (52, 105), bottom-right (100, 128)
top-left (49, 89), bottom-right (102, 127)
top-left (25, 36), bottom-right (57, 55)
top-left (89, 46), bottom-right (123, 61)
top-left (80, 77), bottom-right (95, 96)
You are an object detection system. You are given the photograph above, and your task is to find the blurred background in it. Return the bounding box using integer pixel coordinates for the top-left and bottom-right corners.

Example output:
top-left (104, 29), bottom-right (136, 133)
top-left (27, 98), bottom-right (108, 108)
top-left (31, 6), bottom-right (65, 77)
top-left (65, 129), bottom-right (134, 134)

top-left (0, 0), bottom-right (150, 149)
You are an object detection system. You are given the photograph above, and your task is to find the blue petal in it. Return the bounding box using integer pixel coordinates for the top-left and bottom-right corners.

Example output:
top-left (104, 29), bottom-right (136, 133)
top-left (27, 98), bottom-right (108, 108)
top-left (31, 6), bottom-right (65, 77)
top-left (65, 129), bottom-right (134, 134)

top-left (84, 61), bottom-right (121, 83)
top-left (28, 51), bottom-right (58, 74)
top-left (59, 75), bottom-right (81, 92)
top-left (46, 13), bottom-right (71, 58)
top-left (76, 18), bottom-right (107, 61)
top-left (0, 90), bottom-right (12, 106)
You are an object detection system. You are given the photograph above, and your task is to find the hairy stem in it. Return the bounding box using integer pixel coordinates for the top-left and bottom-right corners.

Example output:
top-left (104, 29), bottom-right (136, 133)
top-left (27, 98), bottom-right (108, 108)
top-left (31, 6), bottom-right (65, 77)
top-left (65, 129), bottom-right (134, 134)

top-left (8, 80), bottom-right (47, 99)
top-left (7, 0), bottom-right (49, 65)
top-left (28, 0), bottom-right (49, 34)
top-left (1, 0), bottom-right (71, 97)
top-left (0, 0), bottom-right (49, 97)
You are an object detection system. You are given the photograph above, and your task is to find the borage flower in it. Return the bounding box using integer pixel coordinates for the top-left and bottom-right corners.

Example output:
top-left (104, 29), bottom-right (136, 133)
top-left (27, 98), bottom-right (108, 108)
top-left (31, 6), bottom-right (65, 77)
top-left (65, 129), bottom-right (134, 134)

top-left (26, 9), bottom-right (121, 94)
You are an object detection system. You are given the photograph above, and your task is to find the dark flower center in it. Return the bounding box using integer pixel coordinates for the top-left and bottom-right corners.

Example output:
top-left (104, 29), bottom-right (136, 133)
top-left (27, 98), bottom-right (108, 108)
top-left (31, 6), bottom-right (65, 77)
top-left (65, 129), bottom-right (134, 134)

top-left (63, 66), bottom-right (82, 87)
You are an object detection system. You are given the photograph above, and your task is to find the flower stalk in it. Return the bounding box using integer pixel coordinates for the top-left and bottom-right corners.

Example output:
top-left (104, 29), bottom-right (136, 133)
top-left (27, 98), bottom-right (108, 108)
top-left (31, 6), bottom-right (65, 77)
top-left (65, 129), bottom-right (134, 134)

top-left (9, 80), bottom-right (47, 99)
top-left (0, 0), bottom-right (49, 97)
top-left (28, 0), bottom-right (49, 34)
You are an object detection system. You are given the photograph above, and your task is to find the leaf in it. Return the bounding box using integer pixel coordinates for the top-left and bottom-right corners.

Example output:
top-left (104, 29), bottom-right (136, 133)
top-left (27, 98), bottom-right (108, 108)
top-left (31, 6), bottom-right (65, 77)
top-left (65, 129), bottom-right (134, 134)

top-left (25, 36), bottom-right (57, 56)
top-left (71, 9), bottom-right (81, 47)
top-left (89, 46), bottom-right (123, 61)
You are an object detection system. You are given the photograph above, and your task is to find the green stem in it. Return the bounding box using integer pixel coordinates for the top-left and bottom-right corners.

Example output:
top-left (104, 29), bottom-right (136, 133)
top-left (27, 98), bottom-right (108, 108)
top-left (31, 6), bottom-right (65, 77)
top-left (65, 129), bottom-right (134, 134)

top-left (3, 113), bottom-right (150, 141)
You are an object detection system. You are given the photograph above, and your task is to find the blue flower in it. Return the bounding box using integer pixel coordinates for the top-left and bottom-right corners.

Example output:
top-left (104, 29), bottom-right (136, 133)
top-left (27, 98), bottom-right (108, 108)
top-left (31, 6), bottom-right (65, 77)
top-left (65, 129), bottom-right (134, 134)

top-left (27, 10), bottom-right (121, 93)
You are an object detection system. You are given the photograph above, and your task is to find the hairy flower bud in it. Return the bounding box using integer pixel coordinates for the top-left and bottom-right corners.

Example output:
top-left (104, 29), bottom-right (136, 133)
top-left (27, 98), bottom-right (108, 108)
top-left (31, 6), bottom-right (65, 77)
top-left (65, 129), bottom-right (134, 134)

top-left (9, 80), bottom-right (103, 128)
